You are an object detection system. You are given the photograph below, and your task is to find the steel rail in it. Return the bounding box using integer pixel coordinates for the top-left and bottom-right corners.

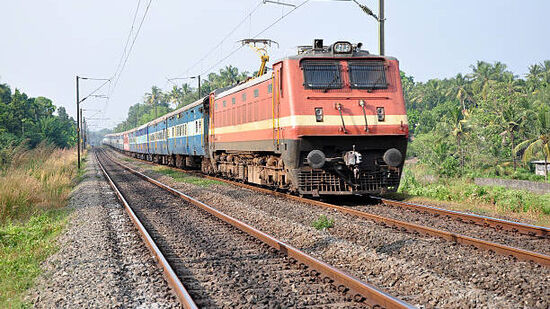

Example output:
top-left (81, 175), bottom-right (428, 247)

top-left (103, 148), bottom-right (550, 267)
top-left (95, 152), bottom-right (198, 309)
top-left (99, 150), bottom-right (414, 309)
top-left (370, 196), bottom-right (549, 238)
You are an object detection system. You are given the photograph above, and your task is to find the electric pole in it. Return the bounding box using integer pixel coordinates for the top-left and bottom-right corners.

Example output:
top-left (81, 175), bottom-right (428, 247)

top-left (198, 75), bottom-right (201, 99)
top-left (76, 76), bottom-right (80, 169)
top-left (352, 0), bottom-right (384, 55)
top-left (80, 108), bottom-right (83, 149)
top-left (75, 76), bottom-right (109, 169)
top-left (379, 0), bottom-right (384, 55)
top-left (167, 75), bottom-right (202, 101)
top-left (82, 117), bottom-right (86, 148)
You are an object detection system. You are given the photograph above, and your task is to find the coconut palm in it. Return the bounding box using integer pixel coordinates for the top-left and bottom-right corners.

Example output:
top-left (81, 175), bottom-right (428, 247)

top-left (168, 85), bottom-right (183, 109)
top-left (220, 65), bottom-right (239, 86)
top-left (450, 107), bottom-right (470, 170)
top-left (527, 63), bottom-right (544, 91)
top-left (514, 110), bottom-right (550, 180)
top-left (144, 86), bottom-right (162, 118)
top-left (469, 61), bottom-right (505, 100)
top-left (446, 73), bottom-right (473, 112)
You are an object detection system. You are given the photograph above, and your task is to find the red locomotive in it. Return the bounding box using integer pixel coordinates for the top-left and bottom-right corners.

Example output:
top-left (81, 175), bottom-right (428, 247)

top-left (205, 39), bottom-right (408, 196)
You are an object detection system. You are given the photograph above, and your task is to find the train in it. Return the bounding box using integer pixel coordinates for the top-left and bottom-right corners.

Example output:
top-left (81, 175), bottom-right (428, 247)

top-left (104, 39), bottom-right (409, 196)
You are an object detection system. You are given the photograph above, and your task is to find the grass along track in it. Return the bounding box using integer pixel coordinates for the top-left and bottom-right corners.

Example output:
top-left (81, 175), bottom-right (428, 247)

top-left (97, 149), bottom-right (413, 308)
top-left (105, 147), bottom-right (550, 267)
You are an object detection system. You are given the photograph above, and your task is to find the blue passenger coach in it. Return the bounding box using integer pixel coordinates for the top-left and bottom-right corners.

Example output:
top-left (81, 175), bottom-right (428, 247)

top-left (103, 97), bottom-right (209, 169)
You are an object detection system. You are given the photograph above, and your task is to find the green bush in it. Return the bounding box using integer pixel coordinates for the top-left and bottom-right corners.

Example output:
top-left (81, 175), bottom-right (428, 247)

top-left (312, 215), bottom-right (334, 230)
top-left (398, 167), bottom-right (550, 215)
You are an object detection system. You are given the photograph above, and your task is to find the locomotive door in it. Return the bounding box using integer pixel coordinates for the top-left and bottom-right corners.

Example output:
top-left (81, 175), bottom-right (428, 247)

top-left (272, 63), bottom-right (282, 151)
top-left (209, 93), bottom-right (216, 152)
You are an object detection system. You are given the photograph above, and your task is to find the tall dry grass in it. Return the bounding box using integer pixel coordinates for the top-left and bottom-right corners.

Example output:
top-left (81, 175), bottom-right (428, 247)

top-left (0, 144), bottom-right (78, 223)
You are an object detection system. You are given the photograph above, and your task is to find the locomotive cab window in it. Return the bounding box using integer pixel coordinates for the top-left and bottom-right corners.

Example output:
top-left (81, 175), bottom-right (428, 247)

top-left (301, 61), bottom-right (342, 89)
top-left (348, 61), bottom-right (388, 89)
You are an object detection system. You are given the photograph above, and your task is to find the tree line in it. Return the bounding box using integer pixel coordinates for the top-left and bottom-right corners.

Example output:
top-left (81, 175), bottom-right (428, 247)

top-left (405, 60), bottom-right (550, 179)
top-left (0, 82), bottom-right (76, 158)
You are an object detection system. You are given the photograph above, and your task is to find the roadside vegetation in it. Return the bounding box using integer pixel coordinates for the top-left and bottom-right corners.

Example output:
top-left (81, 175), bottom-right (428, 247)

top-left (404, 60), bottom-right (550, 181)
top-left (396, 61), bottom-right (550, 224)
top-left (0, 81), bottom-right (80, 307)
top-left (0, 145), bottom-right (80, 307)
top-left (398, 166), bottom-right (550, 217)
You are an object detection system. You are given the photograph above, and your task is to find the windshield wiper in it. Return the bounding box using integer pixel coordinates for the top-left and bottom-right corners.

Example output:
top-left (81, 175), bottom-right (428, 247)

top-left (323, 72), bottom-right (340, 93)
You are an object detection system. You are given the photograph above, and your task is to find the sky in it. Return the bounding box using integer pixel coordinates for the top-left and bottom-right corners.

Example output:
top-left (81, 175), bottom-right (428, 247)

top-left (1, 0), bottom-right (549, 129)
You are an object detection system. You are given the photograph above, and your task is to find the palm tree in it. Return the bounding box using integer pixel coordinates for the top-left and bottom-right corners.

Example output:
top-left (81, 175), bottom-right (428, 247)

top-left (446, 73), bottom-right (473, 112)
top-left (181, 83), bottom-right (192, 97)
top-left (542, 60), bottom-right (550, 85)
top-left (514, 110), bottom-right (550, 180)
top-left (491, 61), bottom-right (508, 82)
top-left (527, 64), bottom-right (543, 91)
top-left (219, 65), bottom-right (239, 86)
top-left (450, 107), bottom-right (470, 171)
top-left (469, 61), bottom-right (500, 100)
top-left (168, 85), bottom-right (183, 109)
top-left (144, 86), bottom-right (162, 118)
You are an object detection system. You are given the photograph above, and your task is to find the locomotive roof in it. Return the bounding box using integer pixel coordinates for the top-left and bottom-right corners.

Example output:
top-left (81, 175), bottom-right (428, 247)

top-left (214, 72), bottom-right (273, 99)
top-left (284, 48), bottom-right (398, 61)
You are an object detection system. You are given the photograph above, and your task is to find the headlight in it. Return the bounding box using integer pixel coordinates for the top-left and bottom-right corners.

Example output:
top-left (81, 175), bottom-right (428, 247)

top-left (376, 107), bottom-right (385, 121)
top-left (333, 41), bottom-right (352, 54)
top-left (314, 107), bottom-right (323, 122)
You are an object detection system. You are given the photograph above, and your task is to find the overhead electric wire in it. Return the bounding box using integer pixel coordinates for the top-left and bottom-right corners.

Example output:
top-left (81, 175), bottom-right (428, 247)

top-left (198, 0), bottom-right (310, 77)
top-left (82, 77), bottom-right (111, 81)
top-left (110, 0), bottom-right (153, 97)
top-left (101, 0), bottom-right (153, 123)
top-left (110, 0), bottom-right (143, 93)
top-left (80, 79), bottom-right (111, 103)
top-left (175, 0), bottom-right (264, 79)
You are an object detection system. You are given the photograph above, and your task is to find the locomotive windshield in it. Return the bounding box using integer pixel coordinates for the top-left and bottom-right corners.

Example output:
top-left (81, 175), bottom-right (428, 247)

top-left (348, 61), bottom-right (387, 89)
top-left (302, 61), bottom-right (342, 89)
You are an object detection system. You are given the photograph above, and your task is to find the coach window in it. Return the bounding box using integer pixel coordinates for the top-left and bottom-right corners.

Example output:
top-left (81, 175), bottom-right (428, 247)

top-left (242, 93), bottom-right (246, 102)
top-left (215, 102), bottom-right (218, 110)
top-left (254, 89), bottom-right (259, 98)
top-left (223, 100), bottom-right (226, 107)
top-left (267, 83), bottom-right (272, 93)
top-left (231, 97), bottom-right (236, 105)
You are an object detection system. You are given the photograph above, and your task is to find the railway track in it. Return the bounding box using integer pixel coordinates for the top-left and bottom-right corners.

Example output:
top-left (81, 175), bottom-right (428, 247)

top-left (95, 149), bottom-right (414, 309)
top-left (104, 147), bottom-right (550, 268)
top-left (369, 197), bottom-right (549, 238)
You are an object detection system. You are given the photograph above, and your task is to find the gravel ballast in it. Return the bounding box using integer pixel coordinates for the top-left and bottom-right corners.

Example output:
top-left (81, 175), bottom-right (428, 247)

top-left (99, 150), bottom-right (371, 308)
top-left (109, 149), bottom-right (550, 309)
top-left (30, 154), bottom-right (180, 308)
top-left (350, 202), bottom-right (550, 255)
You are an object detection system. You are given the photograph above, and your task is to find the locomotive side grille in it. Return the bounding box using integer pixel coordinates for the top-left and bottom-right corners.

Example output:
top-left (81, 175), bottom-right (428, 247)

top-left (298, 169), bottom-right (400, 194)
top-left (348, 61), bottom-right (387, 89)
